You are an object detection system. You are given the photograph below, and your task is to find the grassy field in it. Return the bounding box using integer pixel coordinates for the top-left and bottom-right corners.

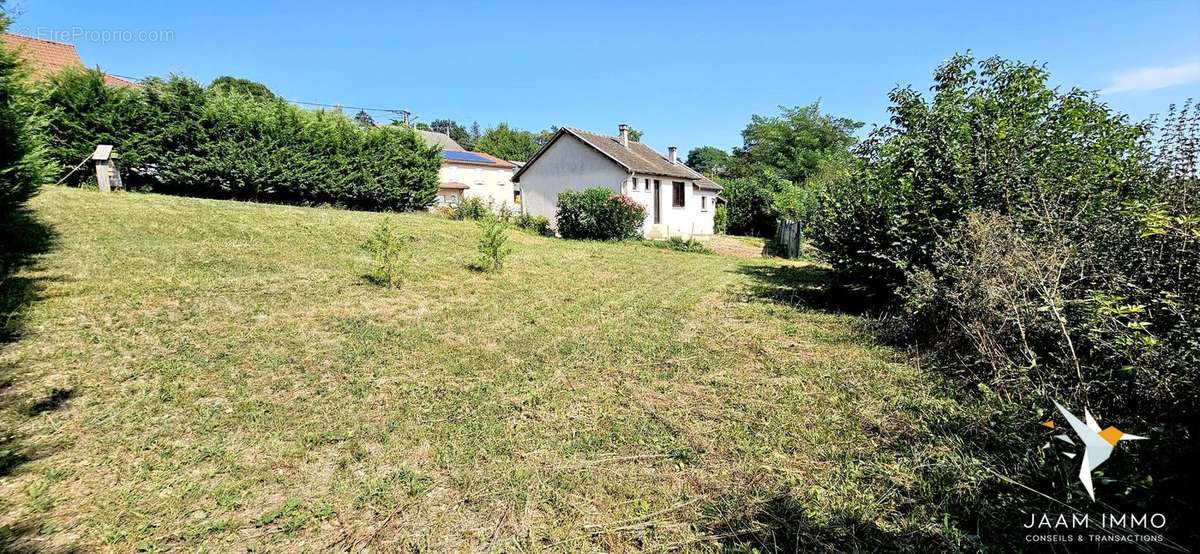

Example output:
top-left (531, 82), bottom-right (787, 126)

top-left (0, 188), bottom-right (971, 552)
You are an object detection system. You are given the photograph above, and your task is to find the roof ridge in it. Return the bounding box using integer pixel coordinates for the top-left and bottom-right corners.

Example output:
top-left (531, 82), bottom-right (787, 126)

top-left (2, 31), bottom-right (79, 48)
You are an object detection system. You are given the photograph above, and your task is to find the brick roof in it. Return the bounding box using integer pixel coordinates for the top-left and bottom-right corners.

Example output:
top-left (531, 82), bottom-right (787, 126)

top-left (1, 32), bottom-right (137, 88)
top-left (515, 127), bottom-right (723, 191)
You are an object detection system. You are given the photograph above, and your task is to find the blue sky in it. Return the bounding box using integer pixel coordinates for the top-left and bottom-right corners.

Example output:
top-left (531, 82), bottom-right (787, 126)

top-left (9, 1), bottom-right (1200, 155)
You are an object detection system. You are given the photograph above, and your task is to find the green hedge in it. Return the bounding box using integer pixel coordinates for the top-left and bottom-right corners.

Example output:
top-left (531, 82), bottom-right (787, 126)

top-left (0, 17), bottom-right (51, 211)
top-left (40, 70), bottom-right (441, 211)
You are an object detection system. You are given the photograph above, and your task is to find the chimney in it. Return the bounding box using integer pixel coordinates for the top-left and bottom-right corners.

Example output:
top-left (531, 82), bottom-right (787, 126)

top-left (668, 146), bottom-right (678, 164)
top-left (618, 124), bottom-right (629, 148)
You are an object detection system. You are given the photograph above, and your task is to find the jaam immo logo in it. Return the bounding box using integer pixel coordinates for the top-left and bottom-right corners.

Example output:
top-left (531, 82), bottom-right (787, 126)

top-left (1042, 401), bottom-right (1146, 501)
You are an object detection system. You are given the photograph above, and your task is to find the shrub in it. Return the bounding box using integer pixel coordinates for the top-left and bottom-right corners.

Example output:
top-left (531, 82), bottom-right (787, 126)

top-left (473, 216), bottom-right (511, 272)
top-left (449, 197), bottom-right (489, 220)
top-left (642, 236), bottom-right (713, 254)
top-left (555, 188), bottom-right (645, 240)
top-left (808, 54), bottom-right (1199, 544)
top-left (0, 17), bottom-right (52, 212)
top-left (514, 213), bottom-right (550, 236)
top-left (361, 218), bottom-right (412, 287)
top-left (713, 204), bottom-right (727, 234)
top-left (719, 176), bottom-right (778, 237)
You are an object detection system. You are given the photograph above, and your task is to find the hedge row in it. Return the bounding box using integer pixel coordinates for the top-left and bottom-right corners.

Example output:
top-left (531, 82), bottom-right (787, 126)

top-left (41, 69), bottom-right (441, 211)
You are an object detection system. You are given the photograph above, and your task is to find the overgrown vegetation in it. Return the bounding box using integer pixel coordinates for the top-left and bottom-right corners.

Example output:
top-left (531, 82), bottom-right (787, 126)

top-left (513, 213), bottom-right (550, 236)
top-left (688, 103), bottom-right (862, 238)
top-left (38, 69), bottom-right (442, 210)
top-left (640, 236), bottom-right (714, 254)
top-left (448, 196), bottom-right (490, 221)
top-left (810, 54), bottom-right (1199, 545)
top-left (555, 187), bottom-right (646, 240)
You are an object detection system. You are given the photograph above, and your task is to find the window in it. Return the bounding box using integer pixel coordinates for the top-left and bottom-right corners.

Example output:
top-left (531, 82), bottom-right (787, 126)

top-left (513, 190), bottom-right (522, 204)
top-left (701, 196), bottom-right (708, 211)
top-left (672, 182), bottom-right (685, 207)
top-left (632, 177), bottom-right (639, 191)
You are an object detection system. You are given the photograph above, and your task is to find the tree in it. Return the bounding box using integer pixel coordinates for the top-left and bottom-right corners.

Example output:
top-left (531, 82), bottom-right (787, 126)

top-left (209, 76), bottom-right (276, 100)
top-left (475, 122), bottom-right (542, 162)
top-left (731, 103), bottom-right (861, 184)
top-left (427, 118), bottom-right (477, 150)
top-left (0, 10), bottom-right (52, 211)
top-left (685, 146), bottom-right (732, 177)
top-left (628, 127), bottom-right (643, 142)
top-left (354, 110), bottom-right (376, 128)
top-left (719, 175), bottom-right (782, 237)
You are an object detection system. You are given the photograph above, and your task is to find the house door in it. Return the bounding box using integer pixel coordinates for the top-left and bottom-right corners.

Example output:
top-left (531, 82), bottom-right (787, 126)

top-left (653, 181), bottom-right (661, 224)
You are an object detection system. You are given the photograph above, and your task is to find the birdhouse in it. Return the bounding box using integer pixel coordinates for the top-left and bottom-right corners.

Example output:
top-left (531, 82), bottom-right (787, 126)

top-left (91, 145), bottom-right (124, 192)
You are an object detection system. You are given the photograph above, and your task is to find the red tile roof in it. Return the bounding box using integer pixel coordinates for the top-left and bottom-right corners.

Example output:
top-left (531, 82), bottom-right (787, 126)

top-left (1, 32), bottom-right (138, 88)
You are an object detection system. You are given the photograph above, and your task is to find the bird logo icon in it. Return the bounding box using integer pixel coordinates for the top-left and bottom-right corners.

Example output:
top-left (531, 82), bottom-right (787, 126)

top-left (1043, 400), bottom-right (1146, 501)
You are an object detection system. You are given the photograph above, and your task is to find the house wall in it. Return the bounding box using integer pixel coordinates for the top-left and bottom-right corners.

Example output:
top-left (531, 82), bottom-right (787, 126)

top-left (623, 175), bottom-right (718, 237)
top-left (516, 134), bottom-right (628, 224)
top-left (436, 163), bottom-right (518, 211)
top-left (517, 133), bottom-right (718, 237)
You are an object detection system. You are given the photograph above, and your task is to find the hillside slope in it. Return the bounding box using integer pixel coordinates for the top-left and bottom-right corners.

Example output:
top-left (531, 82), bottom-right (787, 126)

top-left (1, 188), bottom-right (967, 552)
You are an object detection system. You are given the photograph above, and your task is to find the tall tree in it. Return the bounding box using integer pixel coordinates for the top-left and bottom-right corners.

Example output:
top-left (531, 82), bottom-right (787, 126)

top-left (427, 118), bottom-right (477, 150)
top-left (685, 146), bottom-right (733, 177)
top-left (732, 103), bottom-right (861, 184)
top-left (475, 122), bottom-right (542, 162)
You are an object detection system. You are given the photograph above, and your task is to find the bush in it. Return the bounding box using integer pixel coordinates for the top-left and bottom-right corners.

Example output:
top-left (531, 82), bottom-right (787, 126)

top-left (642, 236), bottom-right (713, 254)
top-left (810, 54), bottom-right (1200, 544)
top-left (449, 197), bottom-right (489, 220)
top-left (514, 213), bottom-right (550, 236)
top-left (361, 218), bottom-right (412, 287)
top-left (0, 17), bottom-right (52, 211)
top-left (39, 74), bottom-right (441, 210)
top-left (555, 188), bottom-right (645, 240)
top-left (713, 204), bottom-right (727, 234)
top-left (472, 216), bottom-right (511, 272)
top-left (719, 177), bottom-right (777, 237)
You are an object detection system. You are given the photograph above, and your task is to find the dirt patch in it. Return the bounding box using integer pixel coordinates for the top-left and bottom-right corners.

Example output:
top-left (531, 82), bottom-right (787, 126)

top-left (700, 235), bottom-right (768, 259)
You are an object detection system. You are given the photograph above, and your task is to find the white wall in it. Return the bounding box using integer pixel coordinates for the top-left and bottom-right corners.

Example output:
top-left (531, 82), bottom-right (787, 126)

top-left (516, 134), bottom-right (628, 224)
top-left (623, 175), bottom-right (717, 237)
top-left (517, 133), bottom-right (718, 236)
top-left (435, 163), bottom-right (518, 212)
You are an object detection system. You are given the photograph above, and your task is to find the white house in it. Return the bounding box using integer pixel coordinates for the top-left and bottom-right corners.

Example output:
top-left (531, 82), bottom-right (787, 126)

top-left (512, 125), bottom-right (722, 238)
top-left (418, 130), bottom-right (519, 211)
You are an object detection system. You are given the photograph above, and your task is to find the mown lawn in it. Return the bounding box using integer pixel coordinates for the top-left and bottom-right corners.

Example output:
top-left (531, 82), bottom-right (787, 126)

top-left (0, 188), bottom-right (971, 552)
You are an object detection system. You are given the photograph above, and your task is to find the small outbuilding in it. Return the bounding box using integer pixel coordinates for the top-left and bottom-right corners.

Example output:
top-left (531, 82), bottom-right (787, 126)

top-left (91, 145), bottom-right (124, 192)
